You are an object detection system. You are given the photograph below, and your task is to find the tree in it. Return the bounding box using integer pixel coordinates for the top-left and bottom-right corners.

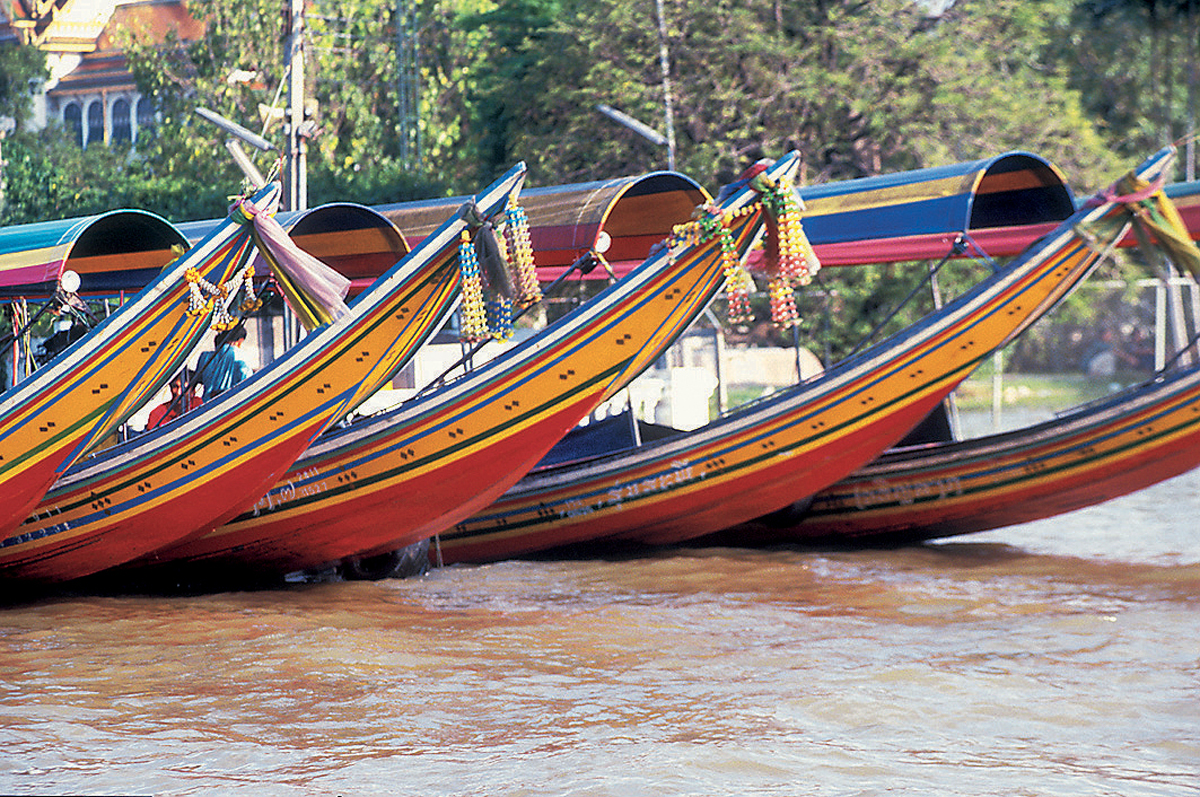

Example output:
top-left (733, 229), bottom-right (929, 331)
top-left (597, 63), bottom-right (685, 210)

top-left (120, 0), bottom-right (447, 213)
top-left (1067, 0), bottom-right (1200, 174)
top-left (450, 0), bottom-right (1121, 191)
top-left (0, 42), bottom-right (48, 130)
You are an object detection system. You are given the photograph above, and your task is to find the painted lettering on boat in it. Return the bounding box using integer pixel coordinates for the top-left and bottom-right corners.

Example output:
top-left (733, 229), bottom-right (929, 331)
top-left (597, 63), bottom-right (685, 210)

top-left (250, 467), bottom-right (328, 515)
top-left (554, 462), bottom-right (699, 520)
top-left (852, 475), bottom-right (963, 510)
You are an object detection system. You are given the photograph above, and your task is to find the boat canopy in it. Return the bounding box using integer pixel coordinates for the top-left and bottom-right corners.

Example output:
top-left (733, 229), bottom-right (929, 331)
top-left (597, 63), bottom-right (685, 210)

top-left (798, 152), bottom-right (1077, 266)
top-left (0, 211), bottom-right (187, 300)
top-left (3, 155), bottom-right (1076, 299)
top-left (1161, 180), bottom-right (1200, 237)
top-left (377, 172), bottom-right (710, 281)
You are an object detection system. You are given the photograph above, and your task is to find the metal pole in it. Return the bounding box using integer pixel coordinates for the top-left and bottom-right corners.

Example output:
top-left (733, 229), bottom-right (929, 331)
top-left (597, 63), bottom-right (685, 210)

top-left (654, 0), bottom-right (677, 171)
top-left (396, 0), bottom-right (420, 168)
top-left (286, 0), bottom-right (307, 211)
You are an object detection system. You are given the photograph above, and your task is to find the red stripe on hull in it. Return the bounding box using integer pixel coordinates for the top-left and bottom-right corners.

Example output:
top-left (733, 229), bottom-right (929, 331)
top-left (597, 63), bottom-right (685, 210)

top-left (195, 400), bottom-right (601, 572)
top-left (627, 394), bottom-right (951, 546)
top-left (4, 420), bottom-right (327, 582)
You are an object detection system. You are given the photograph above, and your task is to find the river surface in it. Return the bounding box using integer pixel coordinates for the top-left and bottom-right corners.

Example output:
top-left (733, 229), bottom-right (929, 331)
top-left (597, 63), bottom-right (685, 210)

top-left (2, 461), bottom-right (1198, 795)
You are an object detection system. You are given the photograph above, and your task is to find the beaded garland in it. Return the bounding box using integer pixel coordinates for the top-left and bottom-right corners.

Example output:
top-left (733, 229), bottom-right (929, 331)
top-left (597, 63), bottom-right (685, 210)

top-left (486, 294), bottom-right (515, 340)
top-left (458, 229), bottom-right (490, 342)
top-left (664, 201), bottom-right (760, 326)
top-left (457, 200), bottom-right (540, 343)
top-left (503, 202), bottom-right (542, 309)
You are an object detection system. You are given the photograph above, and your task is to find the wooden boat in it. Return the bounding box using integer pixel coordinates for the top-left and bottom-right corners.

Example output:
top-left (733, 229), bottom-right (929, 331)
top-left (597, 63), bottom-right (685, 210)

top-left (3, 165), bottom-right (527, 583)
top-left (149, 153), bottom-right (807, 578)
top-left (0, 183), bottom-right (281, 537)
top-left (434, 147), bottom-right (1181, 563)
top-left (703, 357), bottom-right (1200, 546)
top-left (696, 179), bottom-right (1200, 548)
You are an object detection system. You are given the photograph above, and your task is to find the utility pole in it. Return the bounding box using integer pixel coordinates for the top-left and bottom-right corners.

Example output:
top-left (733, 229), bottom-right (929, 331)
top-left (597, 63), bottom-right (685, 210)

top-left (286, 0), bottom-right (307, 211)
top-left (654, 0), bottom-right (676, 171)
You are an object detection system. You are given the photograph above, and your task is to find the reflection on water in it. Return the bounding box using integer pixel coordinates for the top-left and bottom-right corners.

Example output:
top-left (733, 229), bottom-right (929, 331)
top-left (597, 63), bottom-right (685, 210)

top-left (2, 470), bottom-right (1199, 796)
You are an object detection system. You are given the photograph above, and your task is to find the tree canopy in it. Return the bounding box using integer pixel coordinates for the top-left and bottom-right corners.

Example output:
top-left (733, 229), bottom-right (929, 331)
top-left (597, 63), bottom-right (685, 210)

top-left (2, 0), bottom-right (1190, 225)
top-left (2, 0), bottom-right (1194, 368)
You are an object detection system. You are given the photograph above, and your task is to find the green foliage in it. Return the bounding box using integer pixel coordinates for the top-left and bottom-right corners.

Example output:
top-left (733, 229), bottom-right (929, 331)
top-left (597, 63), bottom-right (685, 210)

top-left (7, 0), bottom-right (1173, 215)
top-left (1066, 0), bottom-right (1200, 168)
top-left (0, 42), bottom-right (48, 129)
top-left (443, 0), bottom-right (1127, 193)
top-left (4, 1), bottom-right (1188, 269)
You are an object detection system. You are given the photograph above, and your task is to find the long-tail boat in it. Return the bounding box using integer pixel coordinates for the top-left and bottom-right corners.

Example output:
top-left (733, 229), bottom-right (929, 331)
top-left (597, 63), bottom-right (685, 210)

top-left (143, 153), bottom-right (807, 579)
top-left (2, 165), bottom-right (527, 583)
top-left (0, 183), bottom-right (281, 537)
top-left (705, 356), bottom-right (1200, 547)
top-left (701, 183), bottom-right (1200, 548)
top-left (434, 147), bottom-right (1181, 563)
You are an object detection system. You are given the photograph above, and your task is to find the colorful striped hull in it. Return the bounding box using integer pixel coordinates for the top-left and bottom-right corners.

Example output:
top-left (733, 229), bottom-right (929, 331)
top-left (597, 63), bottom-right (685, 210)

top-left (712, 361), bottom-right (1200, 546)
top-left (158, 154), bottom-right (804, 576)
top-left (2, 167), bottom-right (526, 583)
top-left (0, 184), bottom-right (280, 537)
top-left (437, 148), bottom-right (1179, 563)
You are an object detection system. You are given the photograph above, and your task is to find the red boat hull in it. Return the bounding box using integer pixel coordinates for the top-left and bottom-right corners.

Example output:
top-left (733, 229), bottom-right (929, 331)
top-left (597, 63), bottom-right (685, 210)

top-left (716, 367), bottom-right (1200, 545)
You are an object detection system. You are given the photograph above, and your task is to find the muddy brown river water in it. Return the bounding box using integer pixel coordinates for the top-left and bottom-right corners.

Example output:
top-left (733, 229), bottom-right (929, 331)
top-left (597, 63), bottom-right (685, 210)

top-left (2, 465), bottom-right (1198, 796)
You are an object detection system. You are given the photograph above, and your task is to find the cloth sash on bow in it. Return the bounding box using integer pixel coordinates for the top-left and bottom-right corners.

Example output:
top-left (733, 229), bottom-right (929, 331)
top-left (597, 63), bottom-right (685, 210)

top-left (240, 200), bottom-right (352, 330)
top-left (1117, 172), bottom-right (1200, 280)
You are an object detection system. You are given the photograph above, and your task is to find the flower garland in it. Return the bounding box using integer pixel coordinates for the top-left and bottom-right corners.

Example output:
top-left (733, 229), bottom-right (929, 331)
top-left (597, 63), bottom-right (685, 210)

top-left (486, 294), bottom-right (515, 340)
top-left (664, 202), bottom-right (759, 325)
top-left (758, 175), bottom-right (820, 328)
top-left (458, 199), bottom-right (543, 343)
top-left (182, 194), bottom-right (272, 330)
top-left (184, 263), bottom-right (257, 331)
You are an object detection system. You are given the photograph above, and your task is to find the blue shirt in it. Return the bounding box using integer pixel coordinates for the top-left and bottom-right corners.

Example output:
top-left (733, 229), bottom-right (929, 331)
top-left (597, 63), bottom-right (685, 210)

top-left (196, 344), bottom-right (252, 399)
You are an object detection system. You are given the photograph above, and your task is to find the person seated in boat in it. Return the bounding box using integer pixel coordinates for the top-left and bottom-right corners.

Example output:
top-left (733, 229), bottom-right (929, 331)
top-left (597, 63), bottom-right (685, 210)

top-left (196, 323), bottom-right (253, 400)
top-left (146, 371), bottom-right (199, 430)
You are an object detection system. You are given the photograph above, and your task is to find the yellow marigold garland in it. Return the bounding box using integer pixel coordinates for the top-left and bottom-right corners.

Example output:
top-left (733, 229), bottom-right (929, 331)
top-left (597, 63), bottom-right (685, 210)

top-left (184, 264), bottom-right (258, 331)
top-left (758, 175), bottom-right (820, 328)
top-left (184, 198), bottom-right (270, 329)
